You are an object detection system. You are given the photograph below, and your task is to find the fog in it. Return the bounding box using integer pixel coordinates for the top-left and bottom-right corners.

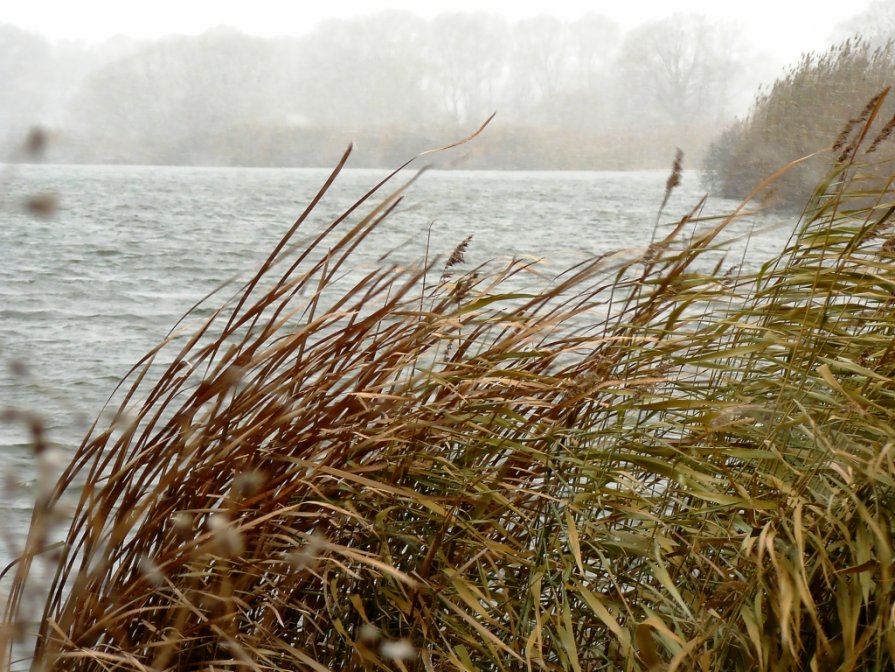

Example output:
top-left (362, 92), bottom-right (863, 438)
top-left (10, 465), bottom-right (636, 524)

top-left (1, 4), bottom-right (891, 169)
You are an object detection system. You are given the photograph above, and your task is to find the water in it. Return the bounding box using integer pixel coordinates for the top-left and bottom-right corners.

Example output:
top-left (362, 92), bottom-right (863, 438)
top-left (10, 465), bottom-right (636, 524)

top-left (0, 164), bottom-right (789, 643)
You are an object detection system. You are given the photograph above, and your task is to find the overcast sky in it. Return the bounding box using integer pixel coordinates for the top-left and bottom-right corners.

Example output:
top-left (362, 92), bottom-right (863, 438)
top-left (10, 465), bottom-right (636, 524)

top-left (2, 0), bottom-right (874, 66)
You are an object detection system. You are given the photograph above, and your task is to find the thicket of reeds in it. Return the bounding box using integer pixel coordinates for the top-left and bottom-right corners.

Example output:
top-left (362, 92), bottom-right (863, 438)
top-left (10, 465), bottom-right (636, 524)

top-left (705, 38), bottom-right (895, 207)
top-left (4, 100), bottom-right (895, 671)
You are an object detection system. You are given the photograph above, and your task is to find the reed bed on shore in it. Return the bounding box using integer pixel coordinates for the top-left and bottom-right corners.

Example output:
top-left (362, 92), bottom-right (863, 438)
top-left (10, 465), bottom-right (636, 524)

top-left (4, 106), bottom-right (895, 671)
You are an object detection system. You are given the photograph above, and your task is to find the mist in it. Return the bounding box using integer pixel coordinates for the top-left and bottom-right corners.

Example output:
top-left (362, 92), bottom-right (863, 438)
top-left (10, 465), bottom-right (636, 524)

top-left (0, 6), bottom-right (887, 169)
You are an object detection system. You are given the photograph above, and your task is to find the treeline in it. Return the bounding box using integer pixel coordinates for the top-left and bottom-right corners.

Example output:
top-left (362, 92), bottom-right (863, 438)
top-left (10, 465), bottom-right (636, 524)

top-left (2, 12), bottom-right (759, 169)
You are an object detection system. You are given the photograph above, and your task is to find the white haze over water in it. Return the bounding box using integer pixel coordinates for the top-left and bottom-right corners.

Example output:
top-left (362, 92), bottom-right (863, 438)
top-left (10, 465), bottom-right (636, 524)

top-left (1, 0), bottom-right (877, 69)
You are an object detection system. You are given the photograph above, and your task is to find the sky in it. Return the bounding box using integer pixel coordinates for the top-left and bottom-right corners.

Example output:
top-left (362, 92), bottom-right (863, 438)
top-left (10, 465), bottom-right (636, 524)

top-left (0, 0), bottom-right (876, 66)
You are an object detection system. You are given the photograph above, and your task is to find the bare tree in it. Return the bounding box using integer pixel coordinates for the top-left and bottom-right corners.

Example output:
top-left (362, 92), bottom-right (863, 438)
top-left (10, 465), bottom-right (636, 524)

top-left (66, 30), bottom-right (283, 162)
top-left (615, 14), bottom-right (741, 127)
top-left (422, 13), bottom-right (510, 127)
top-left (508, 16), bottom-right (570, 116)
top-left (558, 14), bottom-right (622, 129)
top-left (293, 11), bottom-right (429, 129)
top-left (503, 14), bottom-right (622, 129)
top-left (567, 14), bottom-right (621, 91)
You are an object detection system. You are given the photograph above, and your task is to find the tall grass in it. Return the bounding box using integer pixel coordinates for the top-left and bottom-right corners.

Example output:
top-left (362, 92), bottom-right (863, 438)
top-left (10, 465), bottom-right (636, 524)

top-left (4, 108), bottom-right (895, 671)
top-left (705, 38), bottom-right (895, 206)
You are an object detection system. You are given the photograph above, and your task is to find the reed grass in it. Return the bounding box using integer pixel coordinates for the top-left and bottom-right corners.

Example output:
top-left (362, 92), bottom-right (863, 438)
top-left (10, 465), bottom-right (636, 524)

top-left (704, 38), bottom-right (895, 207)
top-left (4, 109), bottom-right (895, 671)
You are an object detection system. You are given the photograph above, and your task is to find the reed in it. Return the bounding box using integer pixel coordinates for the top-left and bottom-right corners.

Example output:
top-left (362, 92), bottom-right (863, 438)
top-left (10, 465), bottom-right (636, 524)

top-left (4, 110), bottom-right (895, 671)
top-left (705, 38), bottom-right (895, 207)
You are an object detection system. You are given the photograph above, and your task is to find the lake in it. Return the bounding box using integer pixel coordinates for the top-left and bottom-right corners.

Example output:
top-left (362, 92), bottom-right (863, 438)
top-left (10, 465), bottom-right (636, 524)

top-left (0, 164), bottom-right (787, 611)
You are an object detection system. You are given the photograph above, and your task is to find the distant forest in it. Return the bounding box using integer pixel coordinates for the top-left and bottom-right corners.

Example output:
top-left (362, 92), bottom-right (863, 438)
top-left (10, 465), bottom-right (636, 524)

top-left (0, 8), bottom-right (887, 170)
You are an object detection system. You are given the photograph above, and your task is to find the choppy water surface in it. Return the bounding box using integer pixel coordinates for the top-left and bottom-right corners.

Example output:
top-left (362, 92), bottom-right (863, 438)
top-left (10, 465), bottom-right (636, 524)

top-left (0, 164), bottom-right (789, 591)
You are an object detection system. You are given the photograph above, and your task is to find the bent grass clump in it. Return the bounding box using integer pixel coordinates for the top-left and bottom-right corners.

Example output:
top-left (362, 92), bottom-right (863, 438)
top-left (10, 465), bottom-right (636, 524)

top-left (704, 38), bottom-right (895, 208)
top-left (4, 116), bottom-right (895, 671)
